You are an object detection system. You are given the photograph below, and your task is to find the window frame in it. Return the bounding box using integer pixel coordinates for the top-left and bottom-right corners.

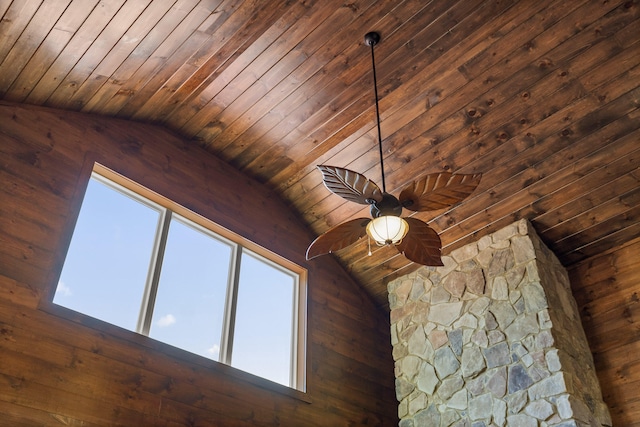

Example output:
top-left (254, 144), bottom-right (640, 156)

top-left (50, 163), bottom-right (308, 394)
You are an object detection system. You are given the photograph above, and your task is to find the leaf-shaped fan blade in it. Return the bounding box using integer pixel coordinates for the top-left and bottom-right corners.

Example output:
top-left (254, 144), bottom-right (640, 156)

top-left (306, 218), bottom-right (371, 260)
top-left (399, 172), bottom-right (482, 212)
top-left (318, 165), bottom-right (383, 205)
top-left (396, 218), bottom-right (444, 266)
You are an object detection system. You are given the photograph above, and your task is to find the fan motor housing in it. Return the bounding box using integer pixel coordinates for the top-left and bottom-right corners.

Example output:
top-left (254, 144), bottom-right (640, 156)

top-left (370, 193), bottom-right (403, 218)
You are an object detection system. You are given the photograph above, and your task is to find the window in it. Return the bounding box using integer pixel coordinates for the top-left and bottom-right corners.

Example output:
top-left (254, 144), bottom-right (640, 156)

top-left (54, 164), bottom-right (306, 391)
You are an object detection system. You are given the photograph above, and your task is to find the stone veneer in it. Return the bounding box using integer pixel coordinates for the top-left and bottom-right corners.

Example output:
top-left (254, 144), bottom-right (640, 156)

top-left (388, 220), bottom-right (610, 427)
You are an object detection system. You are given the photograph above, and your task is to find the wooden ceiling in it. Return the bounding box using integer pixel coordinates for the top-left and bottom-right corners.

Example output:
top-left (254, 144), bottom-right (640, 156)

top-left (0, 0), bottom-right (638, 309)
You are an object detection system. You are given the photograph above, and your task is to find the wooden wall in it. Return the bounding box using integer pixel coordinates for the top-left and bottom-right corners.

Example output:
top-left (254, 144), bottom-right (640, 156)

top-left (0, 102), bottom-right (398, 426)
top-left (569, 236), bottom-right (640, 427)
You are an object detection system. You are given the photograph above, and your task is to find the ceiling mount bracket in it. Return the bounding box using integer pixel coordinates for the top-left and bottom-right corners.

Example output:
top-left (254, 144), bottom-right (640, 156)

top-left (364, 32), bottom-right (380, 47)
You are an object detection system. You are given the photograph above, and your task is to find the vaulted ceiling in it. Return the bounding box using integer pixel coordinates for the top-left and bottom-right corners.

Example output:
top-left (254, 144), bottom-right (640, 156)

top-left (1, 0), bottom-right (638, 309)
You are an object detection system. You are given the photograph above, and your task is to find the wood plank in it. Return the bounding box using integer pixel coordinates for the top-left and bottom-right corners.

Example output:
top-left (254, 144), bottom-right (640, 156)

top-left (146, 0), bottom-right (311, 125)
top-left (273, 0), bottom-right (600, 196)
top-left (0, 201), bottom-right (57, 255)
top-left (180, 0), bottom-right (395, 147)
top-left (4, 0), bottom-right (101, 103)
top-left (0, 274), bottom-right (40, 309)
top-left (309, 342), bottom-right (395, 389)
top-left (46, 0), bottom-right (154, 109)
top-left (0, 0), bottom-right (73, 94)
top-left (353, 112), bottom-right (640, 289)
top-left (285, 2), bottom-right (528, 221)
top-left (339, 3), bottom-right (635, 225)
top-left (244, 0), bottom-right (490, 181)
top-left (179, 0), bottom-right (424, 155)
top-left (535, 173), bottom-right (640, 237)
top-left (0, 167), bottom-right (71, 217)
top-left (97, 1), bottom-right (225, 116)
top-left (569, 238), bottom-right (640, 291)
top-left (173, 0), bottom-right (399, 142)
top-left (80, 0), bottom-right (204, 113)
top-left (113, 0), bottom-right (252, 118)
top-left (547, 186), bottom-right (640, 245)
top-left (362, 85), bottom-right (635, 300)
top-left (312, 281), bottom-right (390, 325)
top-left (569, 237), bottom-right (640, 427)
top-left (561, 216), bottom-right (640, 265)
top-left (311, 309), bottom-right (393, 363)
top-left (0, 399), bottom-right (104, 427)
top-left (60, 0), bottom-right (182, 109)
top-left (590, 327), bottom-right (640, 371)
top-left (580, 301), bottom-right (640, 354)
top-left (257, 0), bottom-right (513, 179)
top-left (602, 396), bottom-right (640, 427)
top-left (130, 0), bottom-right (293, 121)
top-left (0, 297), bottom-right (377, 426)
top-left (0, 1), bottom-right (13, 29)
top-left (304, 70), bottom-right (591, 233)
top-left (575, 269), bottom-right (640, 310)
top-left (594, 355), bottom-right (640, 392)
top-left (0, 0), bottom-right (44, 65)
top-left (24, 0), bottom-right (128, 105)
top-left (0, 233), bottom-right (54, 284)
top-left (433, 90), bottom-right (640, 242)
top-left (0, 371), bottom-right (145, 426)
top-left (0, 149), bottom-right (63, 211)
top-left (289, 0), bottom-right (630, 232)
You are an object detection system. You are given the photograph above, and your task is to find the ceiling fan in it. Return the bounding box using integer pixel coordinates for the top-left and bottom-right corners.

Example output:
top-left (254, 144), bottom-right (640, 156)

top-left (306, 32), bottom-right (481, 266)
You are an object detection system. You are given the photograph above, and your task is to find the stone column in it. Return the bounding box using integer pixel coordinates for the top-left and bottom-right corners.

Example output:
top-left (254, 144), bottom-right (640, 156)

top-left (388, 219), bottom-right (610, 427)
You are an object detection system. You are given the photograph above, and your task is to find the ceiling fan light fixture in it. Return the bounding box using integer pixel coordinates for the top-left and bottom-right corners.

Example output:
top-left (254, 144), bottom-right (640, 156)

top-left (304, 33), bottom-right (481, 266)
top-left (366, 215), bottom-right (409, 246)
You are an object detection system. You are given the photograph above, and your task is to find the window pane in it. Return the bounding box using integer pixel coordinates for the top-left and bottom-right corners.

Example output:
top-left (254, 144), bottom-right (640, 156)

top-left (232, 252), bottom-right (295, 386)
top-left (149, 217), bottom-right (232, 361)
top-left (54, 177), bottom-right (160, 331)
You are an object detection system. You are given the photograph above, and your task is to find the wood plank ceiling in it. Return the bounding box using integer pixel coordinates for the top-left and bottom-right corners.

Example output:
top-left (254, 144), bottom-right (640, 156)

top-left (0, 0), bottom-right (638, 309)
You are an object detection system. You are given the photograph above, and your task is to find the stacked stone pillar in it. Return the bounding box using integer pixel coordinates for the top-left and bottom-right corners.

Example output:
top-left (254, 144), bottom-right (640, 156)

top-left (388, 220), bottom-right (610, 427)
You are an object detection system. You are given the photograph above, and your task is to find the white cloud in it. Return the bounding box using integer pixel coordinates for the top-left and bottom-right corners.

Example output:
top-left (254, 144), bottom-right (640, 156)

top-left (56, 281), bottom-right (72, 297)
top-left (207, 344), bottom-right (220, 358)
top-left (157, 314), bottom-right (176, 327)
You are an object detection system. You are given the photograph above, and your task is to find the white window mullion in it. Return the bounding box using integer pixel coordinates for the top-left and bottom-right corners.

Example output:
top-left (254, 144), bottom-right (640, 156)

top-left (290, 275), bottom-right (300, 388)
top-left (137, 209), bottom-right (172, 335)
top-left (219, 245), bottom-right (242, 364)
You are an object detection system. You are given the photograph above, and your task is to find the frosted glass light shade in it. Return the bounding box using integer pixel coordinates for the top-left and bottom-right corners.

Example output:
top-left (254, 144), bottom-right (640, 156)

top-left (366, 216), bottom-right (409, 246)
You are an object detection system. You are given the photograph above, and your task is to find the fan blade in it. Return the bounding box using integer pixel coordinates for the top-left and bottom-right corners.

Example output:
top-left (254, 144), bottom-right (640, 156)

top-left (396, 218), bottom-right (443, 266)
top-left (306, 218), bottom-right (371, 260)
top-left (399, 172), bottom-right (482, 212)
top-left (318, 165), bottom-right (383, 205)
